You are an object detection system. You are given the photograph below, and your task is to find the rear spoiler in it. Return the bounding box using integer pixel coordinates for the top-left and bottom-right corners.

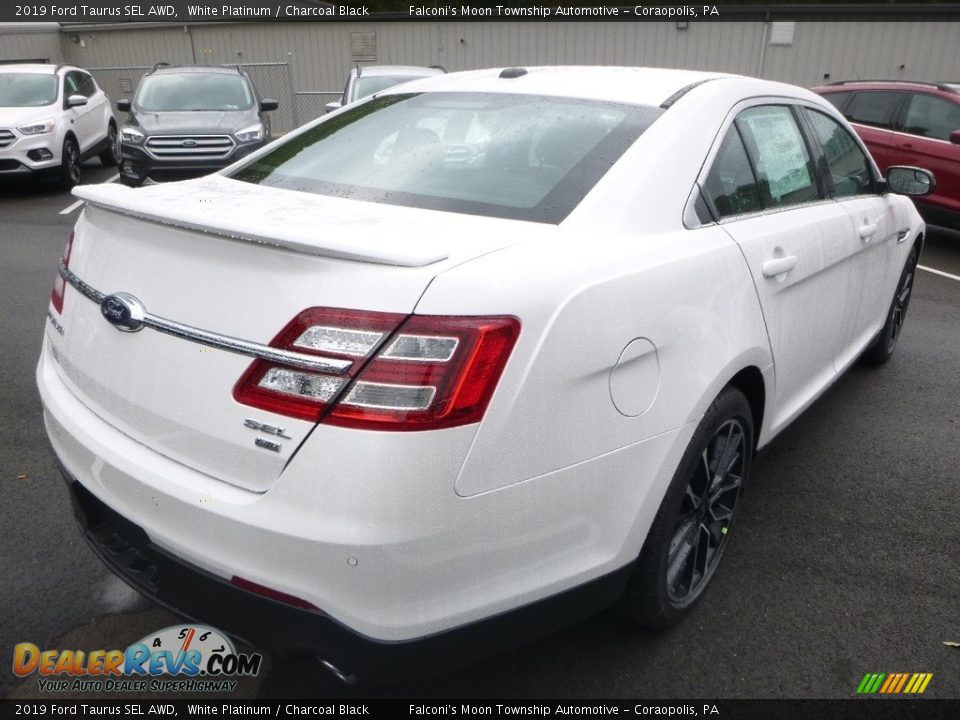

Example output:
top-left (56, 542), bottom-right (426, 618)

top-left (71, 179), bottom-right (450, 268)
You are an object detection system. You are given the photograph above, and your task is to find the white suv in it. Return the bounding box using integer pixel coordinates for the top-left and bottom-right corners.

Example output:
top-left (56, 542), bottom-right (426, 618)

top-left (0, 64), bottom-right (119, 187)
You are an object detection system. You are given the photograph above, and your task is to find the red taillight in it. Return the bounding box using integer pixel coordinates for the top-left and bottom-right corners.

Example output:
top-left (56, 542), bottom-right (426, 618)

top-left (233, 308), bottom-right (520, 431)
top-left (50, 231), bottom-right (74, 314)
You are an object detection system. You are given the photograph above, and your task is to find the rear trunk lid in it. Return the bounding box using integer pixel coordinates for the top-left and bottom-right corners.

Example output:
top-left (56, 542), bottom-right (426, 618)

top-left (49, 175), bottom-right (536, 492)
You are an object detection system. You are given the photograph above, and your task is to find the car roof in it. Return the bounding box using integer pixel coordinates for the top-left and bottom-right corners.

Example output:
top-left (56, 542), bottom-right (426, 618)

top-left (378, 66), bottom-right (748, 107)
top-left (0, 63), bottom-right (64, 75)
top-left (352, 65), bottom-right (446, 78)
top-left (151, 65), bottom-right (246, 76)
top-left (812, 80), bottom-right (960, 96)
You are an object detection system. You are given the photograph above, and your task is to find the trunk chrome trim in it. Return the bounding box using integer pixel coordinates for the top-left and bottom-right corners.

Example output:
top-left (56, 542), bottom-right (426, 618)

top-left (58, 261), bottom-right (353, 375)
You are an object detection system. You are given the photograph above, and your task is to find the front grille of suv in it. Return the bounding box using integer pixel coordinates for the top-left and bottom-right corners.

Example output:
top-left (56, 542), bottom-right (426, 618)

top-left (0, 129), bottom-right (16, 149)
top-left (144, 135), bottom-right (235, 161)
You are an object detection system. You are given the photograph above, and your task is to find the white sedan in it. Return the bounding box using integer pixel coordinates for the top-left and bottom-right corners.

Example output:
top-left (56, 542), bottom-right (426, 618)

top-left (38, 66), bottom-right (930, 680)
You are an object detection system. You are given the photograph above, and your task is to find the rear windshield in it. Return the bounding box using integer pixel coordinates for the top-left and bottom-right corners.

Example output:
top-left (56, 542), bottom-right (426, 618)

top-left (0, 73), bottom-right (57, 107)
top-left (135, 73), bottom-right (254, 112)
top-left (230, 92), bottom-right (662, 224)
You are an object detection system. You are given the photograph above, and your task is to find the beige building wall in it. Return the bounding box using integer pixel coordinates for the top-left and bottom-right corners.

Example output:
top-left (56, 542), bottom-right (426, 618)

top-left (3, 16), bottom-right (957, 95)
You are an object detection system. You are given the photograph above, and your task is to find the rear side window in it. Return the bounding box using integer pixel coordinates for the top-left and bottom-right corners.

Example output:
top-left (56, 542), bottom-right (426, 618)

top-left (804, 109), bottom-right (875, 197)
top-left (819, 91), bottom-right (851, 112)
top-left (703, 128), bottom-right (762, 219)
top-left (901, 93), bottom-right (960, 142)
top-left (844, 91), bottom-right (903, 129)
top-left (736, 106), bottom-right (820, 209)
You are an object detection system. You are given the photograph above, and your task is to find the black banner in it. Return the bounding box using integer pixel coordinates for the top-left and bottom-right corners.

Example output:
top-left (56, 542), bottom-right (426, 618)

top-left (1, 700), bottom-right (960, 720)
top-left (3, 1), bottom-right (960, 24)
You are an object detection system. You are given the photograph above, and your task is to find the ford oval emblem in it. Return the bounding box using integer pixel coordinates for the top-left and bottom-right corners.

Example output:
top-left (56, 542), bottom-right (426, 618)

top-left (181, 139), bottom-right (198, 148)
top-left (100, 292), bottom-right (146, 332)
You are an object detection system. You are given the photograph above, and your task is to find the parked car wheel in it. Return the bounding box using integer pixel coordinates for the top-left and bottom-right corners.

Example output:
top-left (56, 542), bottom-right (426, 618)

top-left (99, 123), bottom-right (121, 167)
top-left (119, 175), bottom-right (143, 188)
top-left (863, 245), bottom-right (919, 365)
top-left (59, 138), bottom-right (81, 189)
top-left (619, 387), bottom-right (753, 627)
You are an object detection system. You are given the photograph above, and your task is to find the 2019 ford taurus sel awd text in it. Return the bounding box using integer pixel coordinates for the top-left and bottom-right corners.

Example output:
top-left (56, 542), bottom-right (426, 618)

top-left (38, 67), bottom-right (931, 680)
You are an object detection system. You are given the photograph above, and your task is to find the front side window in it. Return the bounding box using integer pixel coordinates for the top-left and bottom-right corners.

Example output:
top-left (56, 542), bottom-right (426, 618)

top-left (76, 72), bottom-right (97, 98)
top-left (135, 74), bottom-right (254, 111)
top-left (703, 127), bottom-right (762, 219)
top-left (736, 105), bottom-right (819, 209)
top-left (804, 109), bottom-right (875, 198)
top-left (63, 72), bottom-right (81, 98)
top-left (901, 93), bottom-right (960, 142)
top-left (230, 92), bottom-right (662, 224)
top-left (0, 73), bottom-right (57, 107)
top-left (844, 91), bottom-right (903, 129)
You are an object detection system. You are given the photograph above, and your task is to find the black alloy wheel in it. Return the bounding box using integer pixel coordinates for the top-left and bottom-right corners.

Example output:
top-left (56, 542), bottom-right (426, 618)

top-left (99, 124), bottom-right (121, 166)
top-left (619, 386), bottom-right (753, 627)
top-left (864, 245), bottom-right (918, 365)
top-left (60, 139), bottom-right (81, 188)
top-left (666, 418), bottom-right (746, 605)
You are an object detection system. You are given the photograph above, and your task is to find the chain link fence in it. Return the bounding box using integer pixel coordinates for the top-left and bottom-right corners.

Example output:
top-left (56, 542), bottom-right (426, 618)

top-left (86, 62), bottom-right (297, 136)
top-left (293, 91), bottom-right (343, 126)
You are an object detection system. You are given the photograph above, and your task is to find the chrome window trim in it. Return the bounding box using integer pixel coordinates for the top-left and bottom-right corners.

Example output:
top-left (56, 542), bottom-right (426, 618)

top-left (58, 261), bottom-right (352, 375)
top-left (849, 121), bottom-right (957, 146)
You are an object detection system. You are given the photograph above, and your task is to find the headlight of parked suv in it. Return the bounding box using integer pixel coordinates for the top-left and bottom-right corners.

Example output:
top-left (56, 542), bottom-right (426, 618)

top-left (18, 119), bottom-right (56, 135)
top-left (121, 128), bottom-right (145, 145)
top-left (235, 124), bottom-right (264, 143)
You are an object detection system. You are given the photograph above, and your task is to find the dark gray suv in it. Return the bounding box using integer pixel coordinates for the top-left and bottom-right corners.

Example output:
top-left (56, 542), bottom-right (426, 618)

top-left (117, 64), bottom-right (278, 186)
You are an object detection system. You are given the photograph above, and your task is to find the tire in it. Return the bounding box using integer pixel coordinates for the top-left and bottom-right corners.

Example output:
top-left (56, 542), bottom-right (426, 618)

top-left (862, 245), bottom-right (918, 366)
top-left (619, 386), bottom-right (754, 628)
top-left (59, 138), bottom-right (81, 189)
top-left (98, 123), bottom-right (120, 167)
top-left (119, 175), bottom-right (142, 188)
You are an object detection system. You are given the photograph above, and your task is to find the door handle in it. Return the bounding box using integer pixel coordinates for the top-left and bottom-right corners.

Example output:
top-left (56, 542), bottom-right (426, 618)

top-left (859, 223), bottom-right (878, 239)
top-left (762, 255), bottom-right (798, 278)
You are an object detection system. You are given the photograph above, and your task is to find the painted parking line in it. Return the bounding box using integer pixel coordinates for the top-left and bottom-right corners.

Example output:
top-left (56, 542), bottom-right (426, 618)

top-left (58, 173), bottom-right (120, 215)
top-left (918, 265), bottom-right (960, 283)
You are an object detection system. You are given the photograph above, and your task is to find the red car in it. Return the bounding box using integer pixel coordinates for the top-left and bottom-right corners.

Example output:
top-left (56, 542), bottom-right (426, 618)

top-left (812, 80), bottom-right (960, 229)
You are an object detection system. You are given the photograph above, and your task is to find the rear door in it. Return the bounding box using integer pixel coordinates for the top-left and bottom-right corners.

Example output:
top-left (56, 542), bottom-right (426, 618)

top-left (895, 91), bottom-right (960, 218)
top-left (801, 106), bottom-right (901, 365)
top-left (701, 103), bottom-right (862, 434)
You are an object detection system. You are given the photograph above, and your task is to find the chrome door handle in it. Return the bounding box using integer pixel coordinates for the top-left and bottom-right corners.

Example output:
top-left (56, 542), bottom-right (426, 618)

top-left (762, 256), bottom-right (798, 278)
top-left (859, 223), bottom-right (878, 239)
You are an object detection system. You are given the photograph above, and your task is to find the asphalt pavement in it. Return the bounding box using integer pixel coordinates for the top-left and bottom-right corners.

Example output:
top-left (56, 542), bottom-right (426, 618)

top-left (1, 166), bottom-right (958, 700)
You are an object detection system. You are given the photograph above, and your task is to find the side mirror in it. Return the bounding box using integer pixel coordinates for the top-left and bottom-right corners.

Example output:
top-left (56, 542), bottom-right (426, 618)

top-left (949, 129), bottom-right (960, 145)
top-left (324, 101), bottom-right (342, 114)
top-left (66, 94), bottom-right (88, 108)
top-left (885, 166), bottom-right (935, 197)
top-left (116, 99), bottom-right (132, 112)
top-left (260, 99), bottom-right (279, 112)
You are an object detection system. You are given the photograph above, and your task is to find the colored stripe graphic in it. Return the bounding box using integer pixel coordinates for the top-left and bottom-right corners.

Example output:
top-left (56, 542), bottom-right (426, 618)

top-left (857, 672), bottom-right (932, 694)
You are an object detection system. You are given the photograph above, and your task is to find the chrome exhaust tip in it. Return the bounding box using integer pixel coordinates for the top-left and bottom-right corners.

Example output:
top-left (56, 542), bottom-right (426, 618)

top-left (318, 658), bottom-right (357, 685)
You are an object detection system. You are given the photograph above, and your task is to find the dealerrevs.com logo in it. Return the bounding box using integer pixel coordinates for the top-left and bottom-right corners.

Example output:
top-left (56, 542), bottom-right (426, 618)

top-left (13, 625), bottom-right (262, 693)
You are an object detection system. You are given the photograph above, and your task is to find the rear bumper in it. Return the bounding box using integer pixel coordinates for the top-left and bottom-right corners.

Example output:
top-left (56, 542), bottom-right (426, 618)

top-left (62, 471), bottom-right (630, 679)
top-left (38, 327), bottom-right (688, 663)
